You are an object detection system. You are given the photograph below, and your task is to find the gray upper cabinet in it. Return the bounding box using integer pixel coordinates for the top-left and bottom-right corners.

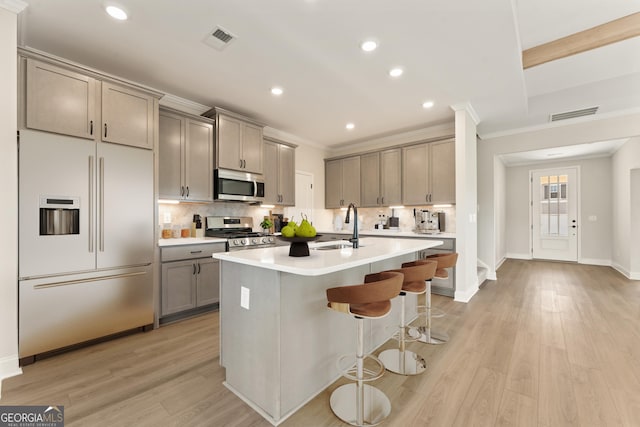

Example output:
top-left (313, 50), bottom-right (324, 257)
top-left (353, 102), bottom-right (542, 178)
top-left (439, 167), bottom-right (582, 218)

top-left (325, 156), bottom-right (360, 208)
top-left (402, 139), bottom-right (455, 205)
top-left (101, 82), bottom-right (155, 149)
top-left (361, 149), bottom-right (402, 207)
top-left (429, 140), bottom-right (456, 204)
top-left (25, 59), bottom-right (96, 140)
top-left (159, 109), bottom-right (214, 202)
top-left (216, 112), bottom-right (264, 174)
top-left (263, 140), bottom-right (296, 206)
top-left (23, 56), bottom-right (158, 150)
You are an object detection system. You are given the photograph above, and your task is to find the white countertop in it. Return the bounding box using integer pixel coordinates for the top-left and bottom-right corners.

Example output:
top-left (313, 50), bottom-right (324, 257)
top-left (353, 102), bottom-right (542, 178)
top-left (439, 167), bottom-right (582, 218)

top-left (212, 237), bottom-right (443, 276)
top-left (158, 237), bottom-right (227, 247)
top-left (318, 229), bottom-right (456, 239)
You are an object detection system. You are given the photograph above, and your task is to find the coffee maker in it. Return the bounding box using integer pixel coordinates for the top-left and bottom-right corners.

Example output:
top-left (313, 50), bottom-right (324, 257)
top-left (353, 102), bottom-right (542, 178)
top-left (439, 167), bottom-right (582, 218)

top-left (414, 209), bottom-right (445, 233)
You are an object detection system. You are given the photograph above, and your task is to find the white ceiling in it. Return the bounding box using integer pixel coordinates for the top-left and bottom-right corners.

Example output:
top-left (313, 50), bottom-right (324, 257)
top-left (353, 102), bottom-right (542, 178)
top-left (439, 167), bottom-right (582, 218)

top-left (499, 138), bottom-right (628, 166)
top-left (16, 0), bottom-right (640, 147)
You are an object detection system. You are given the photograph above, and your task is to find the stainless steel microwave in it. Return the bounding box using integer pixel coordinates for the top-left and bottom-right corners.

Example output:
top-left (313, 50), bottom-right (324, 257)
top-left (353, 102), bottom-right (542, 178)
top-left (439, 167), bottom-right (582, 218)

top-left (214, 169), bottom-right (265, 203)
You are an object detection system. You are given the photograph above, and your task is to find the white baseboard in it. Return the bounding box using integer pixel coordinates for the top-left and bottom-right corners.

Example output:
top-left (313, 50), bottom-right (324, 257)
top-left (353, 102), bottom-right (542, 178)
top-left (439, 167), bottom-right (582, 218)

top-left (495, 256), bottom-right (506, 271)
top-left (579, 258), bottom-right (612, 266)
top-left (612, 263), bottom-right (640, 280)
top-left (486, 271), bottom-right (497, 280)
top-left (506, 253), bottom-right (532, 260)
top-left (455, 285), bottom-right (478, 303)
top-left (0, 354), bottom-right (22, 400)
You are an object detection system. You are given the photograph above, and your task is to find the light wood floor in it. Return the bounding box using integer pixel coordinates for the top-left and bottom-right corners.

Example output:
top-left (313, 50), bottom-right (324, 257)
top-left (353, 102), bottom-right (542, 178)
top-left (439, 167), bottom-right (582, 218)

top-left (2, 260), bottom-right (639, 426)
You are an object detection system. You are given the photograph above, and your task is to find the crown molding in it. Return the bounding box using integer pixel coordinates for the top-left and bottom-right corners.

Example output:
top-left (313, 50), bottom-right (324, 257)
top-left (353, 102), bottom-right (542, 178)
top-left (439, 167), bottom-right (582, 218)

top-left (0, 0), bottom-right (27, 14)
top-left (451, 102), bottom-right (481, 125)
top-left (159, 93), bottom-right (211, 116)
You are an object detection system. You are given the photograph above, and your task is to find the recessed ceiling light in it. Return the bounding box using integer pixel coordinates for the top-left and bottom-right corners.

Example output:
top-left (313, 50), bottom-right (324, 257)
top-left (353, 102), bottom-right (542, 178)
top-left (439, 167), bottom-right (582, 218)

top-left (105, 5), bottom-right (128, 20)
top-left (346, 123), bottom-right (355, 130)
top-left (360, 40), bottom-right (378, 52)
top-left (422, 101), bottom-right (434, 109)
top-left (389, 67), bottom-right (403, 78)
top-left (271, 87), bottom-right (283, 96)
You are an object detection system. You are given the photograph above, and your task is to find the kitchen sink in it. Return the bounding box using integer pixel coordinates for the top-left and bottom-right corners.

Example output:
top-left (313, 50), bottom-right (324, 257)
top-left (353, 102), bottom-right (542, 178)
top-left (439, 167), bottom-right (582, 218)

top-left (312, 242), bottom-right (365, 250)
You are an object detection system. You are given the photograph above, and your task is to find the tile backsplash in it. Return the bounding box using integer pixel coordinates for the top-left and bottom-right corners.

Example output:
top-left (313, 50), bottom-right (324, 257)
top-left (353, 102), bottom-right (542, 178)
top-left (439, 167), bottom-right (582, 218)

top-left (328, 206), bottom-right (456, 233)
top-left (158, 202), bottom-right (453, 235)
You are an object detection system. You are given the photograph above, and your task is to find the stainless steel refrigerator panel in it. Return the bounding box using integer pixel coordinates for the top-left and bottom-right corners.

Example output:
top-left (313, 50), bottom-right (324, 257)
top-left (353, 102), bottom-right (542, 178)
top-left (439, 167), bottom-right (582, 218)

top-left (19, 130), bottom-right (96, 277)
top-left (96, 142), bottom-right (153, 269)
top-left (19, 265), bottom-right (153, 358)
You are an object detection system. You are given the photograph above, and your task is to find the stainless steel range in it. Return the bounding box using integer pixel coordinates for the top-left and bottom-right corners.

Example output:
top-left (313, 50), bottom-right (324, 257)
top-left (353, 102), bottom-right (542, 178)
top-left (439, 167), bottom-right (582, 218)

top-left (205, 216), bottom-right (276, 251)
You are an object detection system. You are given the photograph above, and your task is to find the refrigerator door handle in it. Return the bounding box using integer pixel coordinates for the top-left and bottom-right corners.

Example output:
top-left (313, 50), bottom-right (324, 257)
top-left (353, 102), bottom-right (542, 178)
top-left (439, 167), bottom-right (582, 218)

top-left (89, 155), bottom-right (94, 253)
top-left (99, 157), bottom-right (105, 252)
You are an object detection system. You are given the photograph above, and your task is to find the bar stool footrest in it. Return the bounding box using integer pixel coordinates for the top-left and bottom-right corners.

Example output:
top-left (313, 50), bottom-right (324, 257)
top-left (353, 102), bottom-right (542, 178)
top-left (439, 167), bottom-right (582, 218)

top-left (337, 353), bottom-right (385, 382)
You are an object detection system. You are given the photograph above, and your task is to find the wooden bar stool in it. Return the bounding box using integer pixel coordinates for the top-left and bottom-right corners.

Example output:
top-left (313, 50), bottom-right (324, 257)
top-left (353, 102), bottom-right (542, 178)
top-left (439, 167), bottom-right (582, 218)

top-left (378, 260), bottom-right (437, 376)
top-left (416, 252), bottom-right (458, 345)
top-left (326, 271), bottom-right (404, 427)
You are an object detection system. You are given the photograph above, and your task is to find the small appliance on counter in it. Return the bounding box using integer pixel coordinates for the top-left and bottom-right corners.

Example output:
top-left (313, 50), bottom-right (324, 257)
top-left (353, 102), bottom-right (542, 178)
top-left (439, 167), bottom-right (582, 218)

top-left (387, 209), bottom-right (400, 230)
top-left (414, 209), bottom-right (445, 233)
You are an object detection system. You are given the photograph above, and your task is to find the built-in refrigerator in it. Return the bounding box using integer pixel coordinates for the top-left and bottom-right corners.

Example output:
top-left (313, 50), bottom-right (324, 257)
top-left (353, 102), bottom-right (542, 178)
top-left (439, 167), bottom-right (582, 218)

top-left (18, 129), bottom-right (154, 362)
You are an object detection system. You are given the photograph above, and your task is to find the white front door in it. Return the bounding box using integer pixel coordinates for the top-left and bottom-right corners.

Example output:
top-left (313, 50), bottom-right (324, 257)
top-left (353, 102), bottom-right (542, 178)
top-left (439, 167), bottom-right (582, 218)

top-left (531, 167), bottom-right (579, 261)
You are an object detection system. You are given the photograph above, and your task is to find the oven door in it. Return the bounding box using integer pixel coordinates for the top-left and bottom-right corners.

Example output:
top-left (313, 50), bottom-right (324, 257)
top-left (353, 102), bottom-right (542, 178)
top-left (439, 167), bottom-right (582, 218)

top-left (214, 169), bottom-right (265, 202)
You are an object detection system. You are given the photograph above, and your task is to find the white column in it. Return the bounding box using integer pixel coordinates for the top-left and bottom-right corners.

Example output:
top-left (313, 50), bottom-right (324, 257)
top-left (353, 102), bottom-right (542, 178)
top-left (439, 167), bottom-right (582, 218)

top-left (451, 103), bottom-right (479, 302)
top-left (0, 0), bottom-right (27, 398)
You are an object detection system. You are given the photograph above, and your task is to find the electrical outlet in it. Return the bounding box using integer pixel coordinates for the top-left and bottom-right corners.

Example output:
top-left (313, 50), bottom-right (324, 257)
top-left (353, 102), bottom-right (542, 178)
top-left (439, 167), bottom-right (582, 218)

top-left (163, 212), bottom-right (171, 223)
top-left (241, 286), bottom-right (250, 310)
top-left (588, 215), bottom-right (597, 222)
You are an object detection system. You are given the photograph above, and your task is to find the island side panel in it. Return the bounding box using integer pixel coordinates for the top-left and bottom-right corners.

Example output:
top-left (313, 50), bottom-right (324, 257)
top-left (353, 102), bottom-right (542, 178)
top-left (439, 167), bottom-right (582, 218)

top-left (278, 251), bottom-right (417, 417)
top-left (279, 265), bottom-right (370, 417)
top-left (220, 261), bottom-right (281, 419)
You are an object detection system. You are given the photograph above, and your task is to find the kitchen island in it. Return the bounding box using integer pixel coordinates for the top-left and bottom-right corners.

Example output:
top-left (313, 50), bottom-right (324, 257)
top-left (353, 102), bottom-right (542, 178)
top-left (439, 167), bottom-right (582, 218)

top-left (213, 237), bottom-right (443, 425)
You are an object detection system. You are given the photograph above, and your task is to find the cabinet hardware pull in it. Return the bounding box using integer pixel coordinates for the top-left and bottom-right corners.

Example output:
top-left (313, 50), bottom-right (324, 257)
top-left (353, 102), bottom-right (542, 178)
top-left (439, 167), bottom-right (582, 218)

top-left (197, 263), bottom-right (201, 274)
top-left (377, 197), bottom-right (379, 204)
top-left (99, 157), bottom-right (105, 252)
top-left (193, 264), bottom-right (197, 275)
top-left (186, 186), bottom-right (189, 197)
top-left (181, 186), bottom-right (185, 197)
top-left (381, 196), bottom-right (384, 204)
top-left (88, 156), bottom-right (94, 253)
top-left (90, 120), bottom-right (93, 135)
top-left (240, 159), bottom-right (243, 168)
top-left (190, 250), bottom-right (202, 254)
top-left (104, 123), bottom-right (108, 138)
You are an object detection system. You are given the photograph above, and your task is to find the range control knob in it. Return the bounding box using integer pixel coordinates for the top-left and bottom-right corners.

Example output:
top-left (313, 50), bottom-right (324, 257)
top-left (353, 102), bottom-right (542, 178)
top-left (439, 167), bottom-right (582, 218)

top-left (268, 237), bottom-right (275, 243)
top-left (252, 238), bottom-right (259, 244)
top-left (233, 239), bottom-right (240, 245)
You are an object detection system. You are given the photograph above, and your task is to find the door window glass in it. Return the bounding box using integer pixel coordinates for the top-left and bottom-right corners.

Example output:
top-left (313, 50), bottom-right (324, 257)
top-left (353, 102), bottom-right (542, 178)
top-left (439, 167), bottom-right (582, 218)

top-left (539, 175), bottom-right (568, 236)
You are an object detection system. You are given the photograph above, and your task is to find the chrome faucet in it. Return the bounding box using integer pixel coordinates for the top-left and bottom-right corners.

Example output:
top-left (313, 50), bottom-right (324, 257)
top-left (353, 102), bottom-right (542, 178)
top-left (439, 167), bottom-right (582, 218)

top-left (345, 203), bottom-right (359, 248)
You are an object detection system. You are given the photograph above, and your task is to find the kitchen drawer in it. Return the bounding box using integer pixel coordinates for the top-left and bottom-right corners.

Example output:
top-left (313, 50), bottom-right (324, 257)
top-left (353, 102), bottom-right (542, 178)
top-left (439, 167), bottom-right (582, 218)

top-left (161, 243), bottom-right (226, 262)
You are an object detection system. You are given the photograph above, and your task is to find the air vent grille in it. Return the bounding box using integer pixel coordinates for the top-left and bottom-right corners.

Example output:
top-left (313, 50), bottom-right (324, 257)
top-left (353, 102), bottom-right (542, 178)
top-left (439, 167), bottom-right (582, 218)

top-left (212, 28), bottom-right (233, 43)
top-left (203, 26), bottom-right (237, 51)
top-left (550, 106), bottom-right (598, 122)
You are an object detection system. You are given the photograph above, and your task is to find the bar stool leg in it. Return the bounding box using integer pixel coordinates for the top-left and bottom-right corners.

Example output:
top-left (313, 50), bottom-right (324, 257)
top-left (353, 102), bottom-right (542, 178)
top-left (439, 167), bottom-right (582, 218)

top-left (378, 293), bottom-right (427, 375)
top-left (417, 280), bottom-right (448, 345)
top-left (330, 317), bottom-right (391, 426)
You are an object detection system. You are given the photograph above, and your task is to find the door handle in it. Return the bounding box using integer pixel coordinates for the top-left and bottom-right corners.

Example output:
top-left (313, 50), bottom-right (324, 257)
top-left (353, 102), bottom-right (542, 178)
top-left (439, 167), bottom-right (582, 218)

top-left (99, 157), bottom-right (105, 252)
top-left (88, 156), bottom-right (94, 253)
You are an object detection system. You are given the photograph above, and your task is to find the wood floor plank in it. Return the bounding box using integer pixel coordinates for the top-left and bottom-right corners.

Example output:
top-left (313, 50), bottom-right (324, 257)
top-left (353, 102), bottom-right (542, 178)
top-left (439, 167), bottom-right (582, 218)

top-left (495, 389), bottom-right (538, 427)
top-left (1, 260), bottom-right (634, 427)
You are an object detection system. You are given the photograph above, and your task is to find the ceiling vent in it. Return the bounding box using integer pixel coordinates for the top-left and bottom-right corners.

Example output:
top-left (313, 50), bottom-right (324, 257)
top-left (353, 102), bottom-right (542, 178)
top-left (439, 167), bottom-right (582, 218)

top-left (549, 106), bottom-right (598, 122)
top-left (203, 26), bottom-right (236, 51)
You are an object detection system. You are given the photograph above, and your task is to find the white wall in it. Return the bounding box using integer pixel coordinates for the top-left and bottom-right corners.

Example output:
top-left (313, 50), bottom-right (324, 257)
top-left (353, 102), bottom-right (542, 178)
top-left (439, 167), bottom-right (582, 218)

top-left (611, 138), bottom-right (640, 278)
top-left (478, 113), bottom-right (640, 279)
top-left (493, 157), bottom-right (506, 273)
top-left (631, 168), bottom-right (640, 276)
top-left (504, 157), bottom-right (612, 263)
top-left (0, 4), bottom-right (24, 397)
top-left (453, 106), bottom-right (478, 302)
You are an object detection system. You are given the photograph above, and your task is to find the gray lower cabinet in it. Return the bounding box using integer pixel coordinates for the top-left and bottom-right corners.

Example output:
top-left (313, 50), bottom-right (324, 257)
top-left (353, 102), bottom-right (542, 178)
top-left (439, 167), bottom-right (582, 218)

top-left (160, 243), bottom-right (225, 318)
